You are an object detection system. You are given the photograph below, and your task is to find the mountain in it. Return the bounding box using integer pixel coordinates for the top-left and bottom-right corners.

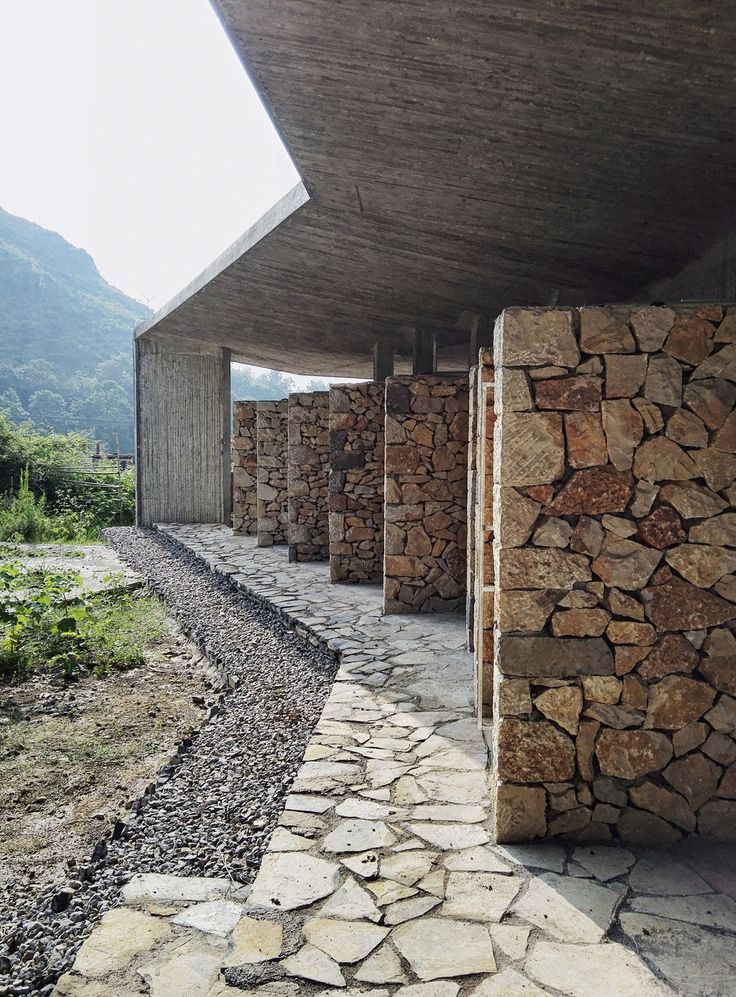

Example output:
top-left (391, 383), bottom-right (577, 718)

top-left (0, 207), bottom-right (149, 450)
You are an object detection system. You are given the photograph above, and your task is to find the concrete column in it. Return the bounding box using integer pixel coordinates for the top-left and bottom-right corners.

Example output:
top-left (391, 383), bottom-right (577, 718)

top-left (373, 342), bottom-right (394, 382)
top-left (412, 326), bottom-right (437, 374)
top-left (135, 335), bottom-right (231, 527)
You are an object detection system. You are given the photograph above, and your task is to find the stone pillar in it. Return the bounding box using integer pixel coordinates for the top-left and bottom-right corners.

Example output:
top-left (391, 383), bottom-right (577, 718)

top-left (135, 335), bottom-right (231, 526)
top-left (232, 401), bottom-right (258, 534)
top-left (473, 350), bottom-right (496, 718)
top-left (288, 391), bottom-right (330, 562)
top-left (256, 399), bottom-right (288, 546)
top-left (492, 303), bottom-right (736, 845)
top-left (329, 382), bottom-right (385, 583)
top-left (384, 374), bottom-right (469, 613)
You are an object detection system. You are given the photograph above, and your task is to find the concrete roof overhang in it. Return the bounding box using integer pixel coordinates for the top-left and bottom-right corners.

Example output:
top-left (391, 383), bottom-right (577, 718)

top-left (137, 0), bottom-right (736, 377)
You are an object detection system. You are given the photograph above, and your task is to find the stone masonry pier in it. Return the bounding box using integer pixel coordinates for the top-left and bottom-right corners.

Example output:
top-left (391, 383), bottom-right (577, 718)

top-left (256, 399), bottom-right (289, 547)
top-left (232, 401), bottom-right (258, 535)
top-left (288, 391), bottom-right (330, 562)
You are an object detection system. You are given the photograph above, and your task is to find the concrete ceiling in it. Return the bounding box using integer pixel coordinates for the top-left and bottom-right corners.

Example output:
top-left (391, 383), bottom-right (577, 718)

top-left (138, 0), bottom-right (736, 376)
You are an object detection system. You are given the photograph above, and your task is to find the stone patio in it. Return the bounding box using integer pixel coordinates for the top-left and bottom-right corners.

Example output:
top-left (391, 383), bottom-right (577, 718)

top-left (54, 526), bottom-right (736, 996)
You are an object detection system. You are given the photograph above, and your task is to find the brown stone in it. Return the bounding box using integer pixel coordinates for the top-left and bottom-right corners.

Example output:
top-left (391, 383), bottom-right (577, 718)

top-left (715, 311), bottom-right (736, 342)
top-left (690, 342), bottom-right (736, 382)
top-left (664, 316), bottom-right (715, 366)
top-left (690, 513), bottom-right (736, 548)
top-left (606, 621), bottom-right (656, 645)
top-left (703, 732), bottom-right (736, 765)
top-left (665, 409), bottom-right (709, 449)
top-left (664, 752), bottom-right (721, 809)
top-left (660, 482), bottom-right (727, 519)
top-left (645, 676), bottom-right (716, 730)
top-left (628, 781), bottom-right (695, 831)
top-left (633, 437), bottom-right (698, 481)
top-left (615, 646), bottom-right (651, 676)
top-left (546, 468), bottom-right (632, 516)
top-left (691, 447), bottom-right (736, 492)
top-left (499, 636), bottom-right (614, 678)
top-left (616, 808), bottom-right (681, 844)
top-left (666, 544), bottom-right (736, 588)
top-left (684, 377), bottom-right (736, 430)
top-left (549, 807), bottom-right (591, 836)
top-left (672, 721), bottom-right (708, 757)
top-left (499, 411), bottom-right (565, 486)
top-left (645, 355), bottom-right (683, 407)
top-left (496, 487), bottom-right (541, 548)
top-left (581, 675), bottom-right (622, 704)
top-left (564, 412), bottom-right (608, 469)
top-left (645, 577), bottom-right (734, 630)
top-left (551, 609), bottom-right (610, 638)
top-left (405, 526), bottom-right (432, 556)
top-left (700, 631), bottom-right (736, 694)
top-left (557, 590), bottom-right (599, 609)
top-left (527, 485), bottom-right (554, 504)
top-left (596, 729), bottom-right (673, 779)
top-left (498, 678), bottom-right (532, 716)
top-left (715, 573), bottom-right (736, 601)
top-left (608, 589), bottom-right (645, 620)
top-left (579, 307), bottom-right (636, 354)
top-left (630, 480), bottom-right (659, 518)
top-left (498, 308), bottom-right (580, 368)
top-left (495, 784), bottom-right (547, 842)
top-left (592, 538), bottom-right (662, 591)
top-left (497, 367), bottom-right (533, 412)
top-left (584, 703), bottom-right (644, 728)
top-left (699, 800), bottom-right (736, 841)
top-left (638, 634), bottom-right (699, 680)
top-left (705, 694), bottom-right (736, 733)
top-left (497, 719), bottom-right (575, 783)
top-left (534, 686), bottom-right (583, 735)
top-left (535, 376), bottom-right (601, 411)
top-left (601, 515), bottom-right (636, 538)
top-left (570, 517), bottom-right (604, 557)
top-left (717, 762), bottom-right (736, 798)
top-left (576, 719), bottom-right (600, 781)
top-left (633, 397), bottom-right (665, 433)
top-left (622, 674), bottom-right (648, 711)
top-left (631, 305), bottom-right (676, 351)
top-left (593, 777), bottom-right (627, 806)
top-left (713, 411), bottom-right (736, 453)
top-left (497, 590), bottom-right (559, 633)
top-left (499, 548), bottom-right (591, 589)
top-left (637, 506), bottom-right (684, 550)
top-left (532, 517), bottom-right (573, 548)
top-left (601, 400), bottom-right (644, 471)
top-left (604, 353), bottom-right (648, 399)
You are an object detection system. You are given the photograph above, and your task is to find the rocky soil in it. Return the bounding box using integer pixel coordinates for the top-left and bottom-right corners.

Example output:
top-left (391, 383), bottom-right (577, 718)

top-left (0, 528), bottom-right (336, 996)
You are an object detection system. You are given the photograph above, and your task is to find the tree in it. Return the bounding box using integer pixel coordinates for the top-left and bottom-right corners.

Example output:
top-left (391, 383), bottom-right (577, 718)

top-left (27, 390), bottom-right (67, 432)
top-left (0, 389), bottom-right (28, 422)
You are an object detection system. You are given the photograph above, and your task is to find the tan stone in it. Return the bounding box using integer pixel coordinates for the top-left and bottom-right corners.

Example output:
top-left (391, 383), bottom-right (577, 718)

top-left (495, 784), bottom-right (547, 842)
top-left (660, 482), bottom-right (727, 519)
top-left (601, 400), bottom-right (643, 471)
top-left (570, 517), bottom-right (604, 557)
top-left (576, 719), bottom-right (600, 781)
top-left (498, 411), bottom-right (565, 486)
top-left (691, 447), bottom-right (736, 492)
top-left (582, 675), bottom-right (622, 704)
top-left (622, 674), bottom-right (648, 710)
top-left (690, 341), bottom-right (736, 381)
top-left (546, 468), bottom-right (632, 516)
top-left (633, 437), bottom-right (698, 481)
top-left (615, 646), bottom-right (650, 675)
top-left (665, 409), bottom-right (709, 448)
top-left (592, 538), bottom-right (662, 591)
top-left (551, 609), bottom-right (610, 638)
top-left (579, 307), bottom-right (636, 353)
top-left (72, 909), bottom-right (171, 978)
top-left (664, 752), bottom-right (721, 809)
top-left (499, 636), bottom-right (614, 677)
top-left (498, 367), bottom-right (533, 411)
top-left (638, 634), bottom-right (699, 680)
top-left (604, 354), bottom-right (648, 398)
top-left (606, 621), bottom-right (656, 645)
top-left (608, 589), bottom-right (645, 620)
top-left (631, 305), bottom-right (676, 351)
top-left (499, 548), bottom-right (592, 589)
top-left (498, 678), bottom-right (532, 716)
top-left (704, 693), bottom-right (736, 733)
top-left (600, 515), bottom-right (636, 538)
top-left (672, 721), bottom-right (708, 756)
top-left (690, 513), bottom-right (736, 547)
top-left (596, 729), bottom-right (673, 779)
top-left (535, 686), bottom-right (583, 734)
top-left (497, 590), bottom-right (558, 633)
top-left (644, 355), bottom-right (683, 407)
top-left (684, 377), bottom-right (736, 430)
top-left (532, 517), bottom-right (573, 548)
top-left (664, 316), bottom-right (715, 366)
top-left (496, 486), bottom-right (541, 547)
top-left (637, 506), bottom-right (685, 550)
top-left (646, 577), bottom-right (734, 630)
top-left (498, 719), bottom-right (575, 782)
top-left (616, 808), bottom-right (681, 845)
top-left (557, 590), bottom-right (599, 608)
top-left (584, 703), bottom-right (644, 729)
top-left (666, 543), bottom-right (736, 588)
top-left (498, 308), bottom-right (580, 368)
top-left (564, 412), bottom-right (608, 468)
top-left (633, 397), bottom-right (665, 433)
top-left (628, 781), bottom-right (695, 831)
top-left (645, 676), bottom-right (716, 730)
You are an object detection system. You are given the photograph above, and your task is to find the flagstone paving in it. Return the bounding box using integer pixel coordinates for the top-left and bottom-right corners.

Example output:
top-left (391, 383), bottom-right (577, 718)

top-left (54, 526), bottom-right (736, 996)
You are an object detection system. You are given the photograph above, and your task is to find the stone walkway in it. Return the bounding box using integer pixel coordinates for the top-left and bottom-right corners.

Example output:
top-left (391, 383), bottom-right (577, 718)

top-left (55, 526), bottom-right (736, 997)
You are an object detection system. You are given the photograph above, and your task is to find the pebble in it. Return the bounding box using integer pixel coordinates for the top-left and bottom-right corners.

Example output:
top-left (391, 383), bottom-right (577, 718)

top-left (0, 527), bottom-right (336, 996)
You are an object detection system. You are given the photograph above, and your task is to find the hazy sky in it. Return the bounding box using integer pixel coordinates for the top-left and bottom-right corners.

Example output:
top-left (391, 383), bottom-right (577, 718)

top-left (0, 0), bottom-right (299, 310)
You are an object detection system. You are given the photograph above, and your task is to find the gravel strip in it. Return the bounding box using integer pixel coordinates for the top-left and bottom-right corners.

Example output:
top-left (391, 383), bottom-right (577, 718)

top-left (0, 527), bottom-right (337, 996)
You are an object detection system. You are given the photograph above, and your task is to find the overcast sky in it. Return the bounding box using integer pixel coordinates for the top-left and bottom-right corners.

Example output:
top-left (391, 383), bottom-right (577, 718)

top-left (0, 0), bottom-right (299, 311)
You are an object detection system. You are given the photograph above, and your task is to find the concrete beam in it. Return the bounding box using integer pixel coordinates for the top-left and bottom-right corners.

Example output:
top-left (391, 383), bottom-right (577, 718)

top-left (135, 336), bottom-right (231, 526)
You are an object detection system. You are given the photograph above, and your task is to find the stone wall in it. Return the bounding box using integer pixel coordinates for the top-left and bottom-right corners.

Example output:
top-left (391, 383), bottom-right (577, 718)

top-left (329, 382), bottom-right (385, 583)
top-left (492, 304), bottom-right (736, 845)
top-left (474, 350), bottom-right (496, 718)
top-left (232, 401), bottom-right (258, 534)
top-left (384, 374), bottom-right (469, 613)
top-left (287, 392), bottom-right (330, 562)
top-left (256, 399), bottom-right (288, 546)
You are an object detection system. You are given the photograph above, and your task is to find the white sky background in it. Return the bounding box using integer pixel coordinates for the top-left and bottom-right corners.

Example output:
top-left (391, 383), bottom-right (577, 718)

top-left (0, 0), bottom-right (354, 386)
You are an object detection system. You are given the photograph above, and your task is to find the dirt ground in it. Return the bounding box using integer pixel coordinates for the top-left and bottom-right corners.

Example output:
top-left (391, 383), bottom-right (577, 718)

top-left (0, 623), bottom-right (213, 903)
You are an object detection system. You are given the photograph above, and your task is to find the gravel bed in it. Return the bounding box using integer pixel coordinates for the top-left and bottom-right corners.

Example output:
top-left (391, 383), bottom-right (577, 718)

top-left (0, 527), bottom-right (337, 996)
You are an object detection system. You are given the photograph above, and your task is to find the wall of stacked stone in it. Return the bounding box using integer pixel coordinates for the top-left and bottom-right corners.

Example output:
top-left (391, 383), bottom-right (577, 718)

top-left (492, 304), bottom-right (736, 845)
top-left (474, 349), bottom-right (496, 718)
top-left (256, 399), bottom-right (288, 547)
top-left (384, 374), bottom-right (469, 614)
top-left (287, 391), bottom-right (330, 562)
top-left (232, 401), bottom-right (258, 534)
top-left (329, 382), bottom-right (385, 583)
